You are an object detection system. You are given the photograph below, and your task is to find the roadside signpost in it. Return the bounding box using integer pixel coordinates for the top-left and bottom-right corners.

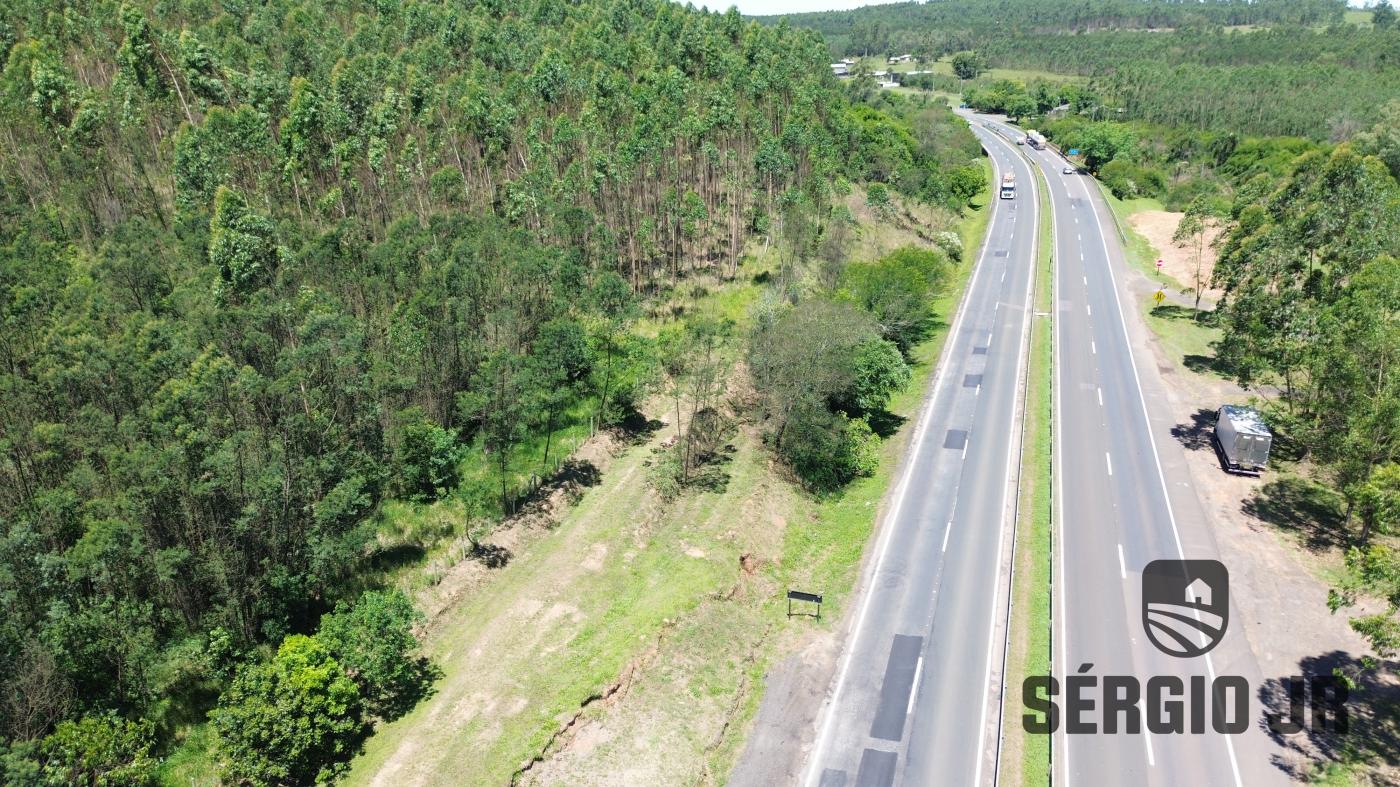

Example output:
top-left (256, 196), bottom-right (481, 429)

top-left (1154, 289), bottom-right (1166, 305)
top-left (787, 590), bottom-right (823, 619)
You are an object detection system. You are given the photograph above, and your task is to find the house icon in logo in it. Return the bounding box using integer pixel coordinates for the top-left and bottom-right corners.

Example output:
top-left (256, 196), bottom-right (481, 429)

top-left (1185, 578), bottom-right (1212, 606)
top-left (1143, 559), bottom-right (1230, 657)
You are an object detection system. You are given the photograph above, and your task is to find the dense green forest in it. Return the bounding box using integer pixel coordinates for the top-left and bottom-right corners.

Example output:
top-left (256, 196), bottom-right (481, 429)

top-left (0, 0), bottom-right (986, 781)
top-left (763, 0), bottom-right (1400, 139)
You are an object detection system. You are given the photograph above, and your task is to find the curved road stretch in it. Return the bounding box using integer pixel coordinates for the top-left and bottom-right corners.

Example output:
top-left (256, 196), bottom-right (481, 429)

top-left (803, 121), bottom-right (1038, 787)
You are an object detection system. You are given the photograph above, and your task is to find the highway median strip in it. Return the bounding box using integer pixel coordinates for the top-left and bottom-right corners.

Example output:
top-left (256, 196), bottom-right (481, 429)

top-left (1000, 150), bottom-right (1055, 787)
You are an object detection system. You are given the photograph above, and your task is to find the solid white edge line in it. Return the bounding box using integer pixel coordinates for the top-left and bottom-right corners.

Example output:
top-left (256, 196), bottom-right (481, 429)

top-left (800, 121), bottom-right (1010, 787)
top-left (942, 522), bottom-right (952, 552)
top-left (970, 122), bottom-right (1037, 787)
top-left (1083, 178), bottom-right (1245, 787)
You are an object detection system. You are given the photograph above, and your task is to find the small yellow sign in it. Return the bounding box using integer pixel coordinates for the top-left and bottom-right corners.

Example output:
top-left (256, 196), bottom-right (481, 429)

top-left (1154, 289), bottom-right (1166, 305)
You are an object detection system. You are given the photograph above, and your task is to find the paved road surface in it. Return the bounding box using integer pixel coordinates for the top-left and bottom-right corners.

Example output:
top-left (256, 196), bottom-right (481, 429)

top-left (978, 115), bottom-right (1287, 787)
top-left (802, 122), bottom-right (1037, 787)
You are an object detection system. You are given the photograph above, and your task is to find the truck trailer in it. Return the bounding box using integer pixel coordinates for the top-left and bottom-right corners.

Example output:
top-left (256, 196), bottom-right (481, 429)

top-left (999, 172), bottom-right (1016, 199)
top-left (1213, 404), bottom-right (1272, 475)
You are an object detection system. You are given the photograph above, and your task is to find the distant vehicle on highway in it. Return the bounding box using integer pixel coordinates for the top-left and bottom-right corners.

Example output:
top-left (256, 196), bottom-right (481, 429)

top-left (1016, 137), bottom-right (1025, 145)
top-left (1062, 165), bottom-right (1076, 174)
top-left (1213, 405), bottom-right (1272, 475)
top-left (1000, 172), bottom-right (1016, 199)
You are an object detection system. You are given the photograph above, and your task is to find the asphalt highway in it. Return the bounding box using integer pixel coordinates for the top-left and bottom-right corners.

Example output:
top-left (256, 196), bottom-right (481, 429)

top-left (803, 121), bottom-right (1037, 787)
top-left (979, 115), bottom-right (1286, 787)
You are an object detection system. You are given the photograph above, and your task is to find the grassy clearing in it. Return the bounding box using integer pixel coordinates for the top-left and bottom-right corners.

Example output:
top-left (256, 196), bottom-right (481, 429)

top-left (155, 723), bottom-right (218, 787)
top-left (1142, 302), bottom-right (1224, 375)
top-left (858, 55), bottom-right (1084, 84)
top-left (1343, 8), bottom-right (1373, 27)
top-left (1002, 161), bottom-right (1054, 787)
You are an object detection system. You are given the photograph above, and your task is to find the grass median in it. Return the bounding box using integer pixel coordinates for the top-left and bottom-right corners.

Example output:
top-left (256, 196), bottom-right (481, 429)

top-left (1002, 159), bottom-right (1054, 786)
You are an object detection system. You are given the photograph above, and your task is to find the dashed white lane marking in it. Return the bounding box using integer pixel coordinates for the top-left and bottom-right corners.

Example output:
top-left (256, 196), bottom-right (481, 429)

top-left (1097, 387), bottom-right (1103, 407)
top-left (1083, 275), bottom-right (1087, 285)
top-left (907, 656), bottom-right (925, 715)
top-left (1086, 305), bottom-right (1092, 317)
top-left (1118, 543), bottom-right (1127, 579)
top-left (1106, 452), bottom-right (1113, 476)
top-left (1091, 340), bottom-right (1097, 355)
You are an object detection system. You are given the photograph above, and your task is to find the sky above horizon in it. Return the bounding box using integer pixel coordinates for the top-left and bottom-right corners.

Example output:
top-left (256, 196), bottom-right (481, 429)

top-left (715, 0), bottom-right (1372, 16)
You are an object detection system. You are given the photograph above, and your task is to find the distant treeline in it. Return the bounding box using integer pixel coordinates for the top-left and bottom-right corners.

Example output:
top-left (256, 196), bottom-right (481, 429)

top-left (760, 0), bottom-right (1400, 139)
top-left (756, 0), bottom-right (1347, 56)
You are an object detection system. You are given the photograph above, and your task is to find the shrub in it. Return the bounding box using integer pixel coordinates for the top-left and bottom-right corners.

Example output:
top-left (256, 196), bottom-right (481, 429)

top-left (844, 339), bottom-right (911, 415)
top-left (212, 635), bottom-right (364, 786)
top-left (934, 230), bottom-right (963, 262)
top-left (395, 409), bottom-right (463, 501)
top-left (2, 714), bottom-right (161, 786)
top-left (840, 246), bottom-right (950, 353)
top-left (317, 590), bottom-right (429, 720)
top-left (1100, 159), bottom-right (1167, 200)
top-left (782, 407), bottom-right (881, 492)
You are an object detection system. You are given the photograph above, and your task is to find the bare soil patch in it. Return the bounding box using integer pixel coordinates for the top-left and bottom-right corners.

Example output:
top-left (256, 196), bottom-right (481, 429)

top-left (1128, 209), bottom-right (1225, 302)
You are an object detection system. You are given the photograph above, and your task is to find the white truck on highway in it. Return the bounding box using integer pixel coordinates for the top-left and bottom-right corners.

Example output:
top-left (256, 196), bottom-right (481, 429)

top-left (1025, 130), bottom-right (1046, 150)
top-left (999, 172), bottom-right (1016, 199)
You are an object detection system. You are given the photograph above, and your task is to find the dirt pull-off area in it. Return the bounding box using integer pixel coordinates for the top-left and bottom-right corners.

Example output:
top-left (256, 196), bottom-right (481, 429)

top-left (1128, 209), bottom-right (1225, 302)
top-left (1121, 216), bottom-right (1400, 782)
